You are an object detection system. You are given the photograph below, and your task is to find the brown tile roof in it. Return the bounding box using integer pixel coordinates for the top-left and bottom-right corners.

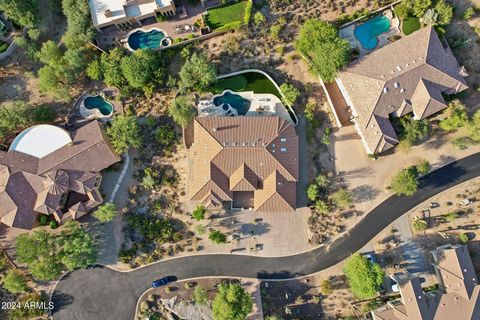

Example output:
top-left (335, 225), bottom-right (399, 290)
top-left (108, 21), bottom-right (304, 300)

top-left (338, 27), bottom-right (468, 154)
top-left (0, 121), bottom-right (119, 229)
top-left (189, 116), bottom-right (298, 212)
top-left (372, 245), bottom-right (480, 320)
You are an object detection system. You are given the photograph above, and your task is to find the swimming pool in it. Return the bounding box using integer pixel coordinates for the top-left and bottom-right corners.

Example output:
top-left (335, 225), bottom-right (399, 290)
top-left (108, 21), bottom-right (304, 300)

top-left (354, 15), bottom-right (391, 50)
top-left (213, 91), bottom-right (251, 115)
top-left (127, 28), bottom-right (168, 50)
top-left (84, 95), bottom-right (113, 116)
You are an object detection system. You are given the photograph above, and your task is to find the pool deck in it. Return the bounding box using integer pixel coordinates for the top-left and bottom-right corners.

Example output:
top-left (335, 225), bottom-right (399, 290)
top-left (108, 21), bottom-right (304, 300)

top-left (198, 91), bottom-right (295, 124)
top-left (68, 88), bottom-right (123, 126)
top-left (339, 10), bottom-right (401, 57)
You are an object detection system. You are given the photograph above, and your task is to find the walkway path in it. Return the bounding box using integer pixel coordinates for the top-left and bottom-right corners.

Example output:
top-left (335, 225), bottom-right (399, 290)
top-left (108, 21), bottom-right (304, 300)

top-left (52, 152), bottom-right (480, 320)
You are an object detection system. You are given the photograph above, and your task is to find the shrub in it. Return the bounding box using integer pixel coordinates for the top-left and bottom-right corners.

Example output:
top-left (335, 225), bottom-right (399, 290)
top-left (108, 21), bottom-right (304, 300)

top-left (49, 220), bottom-right (58, 229)
top-left (192, 205), bottom-right (207, 221)
top-left (194, 285), bottom-right (208, 305)
top-left (38, 215), bottom-right (49, 226)
top-left (2, 270), bottom-right (28, 293)
top-left (416, 159), bottom-right (430, 175)
top-left (412, 218), bottom-right (428, 232)
top-left (320, 279), bottom-right (332, 295)
top-left (389, 166), bottom-right (419, 196)
top-left (344, 254), bottom-right (384, 299)
top-left (93, 202), bottom-right (117, 222)
top-left (253, 11), bottom-right (266, 26)
top-left (331, 188), bottom-right (352, 209)
top-left (279, 83), bottom-right (300, 106)
top-left (459, 233), bottom-right (469, 243)
top-left (463, 7), bottom-right (475, 20)
top-left (307, 184), bottom-right (320, 202)
top-left (445, 211), bottom-right (458, 222)
top-left (209, 230), bottom-right (227, 244)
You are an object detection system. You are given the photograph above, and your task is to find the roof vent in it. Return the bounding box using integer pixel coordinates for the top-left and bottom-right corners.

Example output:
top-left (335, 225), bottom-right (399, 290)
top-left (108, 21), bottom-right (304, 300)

top-left (394, 82), bottom-right (400, 89)
top-left (213, 127), bottom-right (217, 132)
top-left (242, 142), bottom-right (247, 146)
top-left (383, 87), bottom-right (389, 94)
top-left (396, 66), bottom-right (402, 71)
top-left (400, 88), bottom-right (405, 93)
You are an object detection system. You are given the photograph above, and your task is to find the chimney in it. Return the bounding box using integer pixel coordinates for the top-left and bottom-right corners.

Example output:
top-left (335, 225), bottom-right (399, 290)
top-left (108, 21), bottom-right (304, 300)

top-left (104, 9), bottom-right (112, 18)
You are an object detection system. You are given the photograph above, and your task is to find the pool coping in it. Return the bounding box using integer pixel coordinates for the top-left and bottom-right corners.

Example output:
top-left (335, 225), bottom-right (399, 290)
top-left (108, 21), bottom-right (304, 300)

top-left (79, 93), bottom-right (114, 119)
top-left (125, 26), bottom-right (171, 52)
top-left (217, 69), bottom-right (299, 126)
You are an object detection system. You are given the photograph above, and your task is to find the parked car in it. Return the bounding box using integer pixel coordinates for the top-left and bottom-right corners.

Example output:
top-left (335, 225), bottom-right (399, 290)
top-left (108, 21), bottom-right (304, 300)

top-left (152, 277), bottom-right (170, 288)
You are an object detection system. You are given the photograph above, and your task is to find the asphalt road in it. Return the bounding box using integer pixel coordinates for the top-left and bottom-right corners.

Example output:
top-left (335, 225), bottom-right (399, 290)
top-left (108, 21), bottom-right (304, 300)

top-left (52, 153), bottom-right (480, 320)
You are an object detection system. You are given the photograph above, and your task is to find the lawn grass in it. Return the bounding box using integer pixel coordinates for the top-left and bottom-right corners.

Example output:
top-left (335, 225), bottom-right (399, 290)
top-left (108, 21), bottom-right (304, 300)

top-left (212, 72), bottom-right (281, 98)
top-left (205, 1), bottom-right (249, 30)
top-left (402, 16), bottom-right (421, 35)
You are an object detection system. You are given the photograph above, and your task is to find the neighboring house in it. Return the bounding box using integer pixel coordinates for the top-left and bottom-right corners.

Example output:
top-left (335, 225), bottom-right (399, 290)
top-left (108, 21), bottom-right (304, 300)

top-left (335, 26), bottom-right (468, 155)
top-left (0, 121), bottom-right (120, 230)
top-left (372, 244), bottom-right (480, 320)
top-left (89, 0), bottom-right (176, 31)
top-left (188, 116), bottom-right (298, 212)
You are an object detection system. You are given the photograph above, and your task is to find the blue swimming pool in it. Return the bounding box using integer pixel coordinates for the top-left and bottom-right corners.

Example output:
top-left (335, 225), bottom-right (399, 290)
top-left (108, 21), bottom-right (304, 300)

top-left (127, 29), bottom-right (167, 50)
top-left (213, 92), bottom-right (251, 115)
top-left (84, 95), bottom-right (113, 116)
top-left (354, 15), bottom-right (391, 50)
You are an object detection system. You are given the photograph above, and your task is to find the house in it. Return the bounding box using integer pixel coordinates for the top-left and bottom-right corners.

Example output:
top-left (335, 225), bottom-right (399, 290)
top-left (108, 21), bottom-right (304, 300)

top-left (188, 116), bottom-right (298, 212)
top-left (88, 0), bottom-right (176, 31)
top-left (372, 244), bottom-right (480, 320)
top-left (0, 121), bottom-right (120, 230)
top-left (334, 26), bottom-right (468, 155)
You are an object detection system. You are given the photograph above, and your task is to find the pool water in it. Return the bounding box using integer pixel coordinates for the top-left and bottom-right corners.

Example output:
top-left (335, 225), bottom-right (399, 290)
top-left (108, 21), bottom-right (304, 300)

top-left (84, 95), bottom-right (113, 116)
top-left (354, 15), bottom-right (391, 50)
top-left (213, 92), bottom-right (251, 115)
top-left (128, 29), bottom-right (166, 50)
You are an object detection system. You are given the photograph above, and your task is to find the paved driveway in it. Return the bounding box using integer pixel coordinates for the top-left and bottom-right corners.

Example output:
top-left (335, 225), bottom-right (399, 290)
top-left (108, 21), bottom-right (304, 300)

top-left (52, 153), bottom-right (480, 320)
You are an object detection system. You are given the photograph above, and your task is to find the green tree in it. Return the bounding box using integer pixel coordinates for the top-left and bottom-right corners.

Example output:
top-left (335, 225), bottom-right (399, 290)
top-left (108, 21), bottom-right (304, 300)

top-left (209, 230), bottom-right (227, 244)
top-left (121, 49), bottom-right (166, 94)
top-left (295, 19), bottom-right (350, 82)
top-left (58, 221), bottom-right (97, 271)
top-left (32, 105), bottom-right (57, 123)
top-left (389, 166), bottom-right (419, 196)
top-left (93, 202), bottom-right (117, 222)
top-left (343, 253), bottom-right (385, 299)
top-left (99, 48), bottom-right (127, 88)
top-left (253, 11), bottom-right (266, 26)
top-left (37, 41), bottom-right (63, 66)
top-left (270, 24), bottom-right (282, 39)
top-left (169, 96), bottom-right (196, 127)
top-left (192, 205), bottom-right (207, 221)
top-left (86, 58), bottom-right (103, 80)
top-left (62, 0), bottom-right (96, 48)
top-left (416, 159), bottom-right (430, 175)
top-left (8, 292), bottom-right (47, 319)
top-left (0, 0), bottom-right (39, 28)
top-left (0, 101), bottom-right (31, 139)
top-left (307, 184), bottom-right (320, 202)
top-left (2, 270), bottom-right (28, 293)
top-left (395, 3), bottom-right (410, 18)
top-left (279, 83), bottom-right (300, 106)
top-left (106, 115), bottom-right (142, 154)
top-left (212, 283), bottom-right (253, 320)
top-left (30, 255), bottom-right (63, 281)
top-left (194, 285), bottom-right (208, 305)
top-left (400, 117), bottom-right (429, 144)
top-left (179, 52), bottom-right (217, 92)
top-left (412, 0), bottom-right (431, 17)
top-left (434, 0), bottom-right (453, 25)
top-left (331, 188), bottom-right (353, 209)
top-left (439, 100), bottom-right (469, 131)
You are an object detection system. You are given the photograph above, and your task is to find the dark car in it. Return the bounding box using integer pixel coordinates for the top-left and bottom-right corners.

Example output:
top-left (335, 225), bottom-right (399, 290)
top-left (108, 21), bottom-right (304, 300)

top-left (152, 277), bottom-right (170, 288)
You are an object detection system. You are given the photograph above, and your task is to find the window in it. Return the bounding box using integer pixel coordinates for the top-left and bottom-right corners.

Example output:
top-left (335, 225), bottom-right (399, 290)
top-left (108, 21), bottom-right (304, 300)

top-left (94, 176), bottom-right (102, 188)
top-left (280, 147), bottom-right (287, 152)
top-left (280, 138), bottom-right (287, 142)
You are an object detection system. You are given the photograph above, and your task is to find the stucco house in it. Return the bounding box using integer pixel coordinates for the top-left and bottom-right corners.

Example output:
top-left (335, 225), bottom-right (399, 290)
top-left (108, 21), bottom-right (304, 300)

top-left (88, 0), bottom-right (176, 31)
top-left (188, 116), bottom-right (298, 212)
top-left (333, 26), bottom-right (468, 155)
top-left (0, 121), bottom-right (119, 229)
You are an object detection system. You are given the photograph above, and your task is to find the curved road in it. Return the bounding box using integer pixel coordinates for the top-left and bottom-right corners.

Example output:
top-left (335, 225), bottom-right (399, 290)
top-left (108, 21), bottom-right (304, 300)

top-left (52, 153), bottom-right (480, 320)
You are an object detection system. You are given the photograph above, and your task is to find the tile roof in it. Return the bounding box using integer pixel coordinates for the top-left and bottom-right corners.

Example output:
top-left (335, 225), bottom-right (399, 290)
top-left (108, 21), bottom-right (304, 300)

top-left (0, 121), bottom-right (119, 229)
top-left (189, 116), bottom-right (298, 212)
top-left (372, 245), bottom-right (480, 320)
top-left (338, 27), bottom-right (468, 154)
